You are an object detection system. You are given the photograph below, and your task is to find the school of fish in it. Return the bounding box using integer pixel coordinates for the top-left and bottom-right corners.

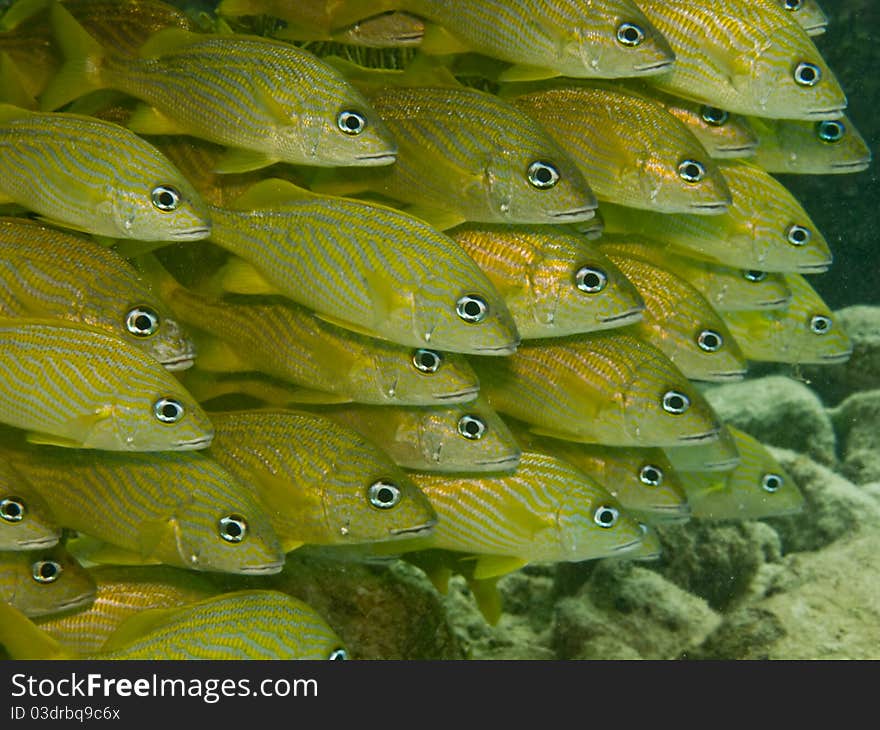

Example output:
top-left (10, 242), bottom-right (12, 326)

top-left (0, 0), bottom-right (867, 659)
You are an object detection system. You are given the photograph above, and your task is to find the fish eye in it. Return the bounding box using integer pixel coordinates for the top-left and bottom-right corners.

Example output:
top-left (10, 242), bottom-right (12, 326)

top-left (697, 329), bottom-right (724, 353)
top-left (32, 559), bottom-right (61, 584)
top-left (575, 266), bottom-right (608, 293)
top-left (456, 295), bottom-right (489, 323)
top-left (762, 473), bottom-right (784, 492)
top-left (125, 306), bottom-right (161, 338)
top-left (809, 314), bottom-right (832, 334)
top-left (701, 106), bottom-right (729, 126)
top-left (793, 62), bottom-right (821, 87)
top-left (639, 465), bottom-right (664, 487)
top-left (526, 161), bottom-right (560, 189)
top-left (743, 270), bottom-right (768, 282)
top-left (218, 514), bottom-right (248, 543)
top-left (784, 0), bottom-right (803, 11)
top-left (0, 497), bottom-right (25, 523)
top-left (817, 120), bottom-right (846, 143)
top-left (328, 648), bottom-right (348, 660)
top-left (593, 505), bottom-right (619, 528)
top-left (337, 110), bottom-right (366, 135)
top-left (153, 397), bottom-right (185, 423)
top-left (368, 480), bottom-right (402, 509)
top-left (412, 348), bottom-right (442, 373)
top-left (457, 414), bottom-right (487, 440)
top-left (662, 390), bottom-right (691, 414)
top-left (151, 185), bottom-right (181, 212)
top-left (678, 159), bottom-right (706, 183)
top-left (786, 224), bottom-right (811, 246)
top-left (616, 22), bottom-right (645, 47)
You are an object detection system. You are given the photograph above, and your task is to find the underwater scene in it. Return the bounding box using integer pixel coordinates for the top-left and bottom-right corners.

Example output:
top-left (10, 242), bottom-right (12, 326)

top-left (0, 0), bottom-right (877, 660)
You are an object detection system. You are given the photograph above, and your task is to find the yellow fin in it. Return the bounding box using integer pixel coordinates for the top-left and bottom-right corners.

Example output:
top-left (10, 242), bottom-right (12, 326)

top-left (402, 204), bottom-right (466, 231)
top-left (216, 257), bottom-right (280, 296)
top-left (0, 102), bottom-right (32, 125)
top-left (274, 388), bottom-right (353, 405)
top-left (137, 516), bottom-right (176, 560)
top-left (214, 146), bottom-right (278, 174)
top-left (138, 26), bottom-right (204, 58)
top-left (0, 52), bottom-right (37, 109)
top-left (26, 432), bottom-right (84, 448)
top-left (127, 103), bottom-right (187, 135)
top-left (312, 311), bottom-right (382, 339)
top-left (230, 178), bottom-right (317, 210)
top-left (0, 602), bottom-right (70, 659)
top-left (418, 23), bottom-right (472, 55)
top-left (468, 576), bottom-right (503, 625)
top-left (99, 605), bottom-right (180, 652)
top-left (473, 555), bottom-right (528, 580)
top-left (282, 540), bottom-right (305, 553)
top-left (40, 3), bottom-right (104, 111)
top-left (192, 336), bottom-right (250, 372)
top-left (424, 566), bottom-right (452, 594)
top-left (77, 541), bottom-right (164, 567)
top-left (308, 168), bottom-right (375, 197)
top-left (0, 0), bottom-right (52, 30)
top-left (112, 239), bottom-right (171, 258)
top-left (498, 63), bottom-right (561, 83)
top-left (33, 215), bottom-right (96, 235)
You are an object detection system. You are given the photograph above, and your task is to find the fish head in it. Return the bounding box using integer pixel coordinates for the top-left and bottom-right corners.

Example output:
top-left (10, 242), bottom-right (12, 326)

top-left (355, 347), bottom-right (480, 405)
top-left (665, 299), bottom-right (749, 381)
top-left (557, 1), bottom-right (675, 77)
top-left (117, 302), bottom-right (195, 371)
top-left (749, 27), bottom-right (846, 120)
top-left (414, 398), bottom-right (522, 473)
top-left (667, 103), bottom-right (759, 158)
top-left (777, 0), bottom-right (829, 35)
top-left (4, 546), bottom-right (96, 618)
top-left (112, 174), bottom-right (212, 241)
top-left (637, 148), bottom-right (733, 215)
top-left (802, 117), bottom-right (872, 173)
top-left (0, 466), bottom-right (61, 551)
top-left (622, 357), bottom-right (722, 447)
top-left (555, 489), bottom-right (644, 562)
top-left (598, 448), bottom-right (691, 523)
top-left (321, 448), bottom-right (437, 543)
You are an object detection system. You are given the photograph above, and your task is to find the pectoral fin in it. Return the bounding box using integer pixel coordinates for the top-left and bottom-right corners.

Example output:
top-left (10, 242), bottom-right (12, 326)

top-left (473, 554), bottom-right (528, 580)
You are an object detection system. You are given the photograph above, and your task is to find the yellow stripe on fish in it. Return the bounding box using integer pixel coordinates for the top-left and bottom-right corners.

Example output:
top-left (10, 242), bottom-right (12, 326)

top-left (470, 330), bottom-right (722, 447)
top-left (509, 85), bottom-right (733, 214)
top-left (208, 410), bottom-right (437, 550)
top-left (0, 433), bottom-right (284, 575)
top-left (638, 0), bottom-right (846, 120)
top-left (0, 104), bottom-right (210, 240)
top-left (599, 161), bottom-right (833, 273)
top-left (0, 318), bottom-right (212, 451)
top-left (0, 544), bottom-right (96, 618)
top-left (43, 3), bottom-right (398, 171)
top-left (0, 458), bottom-right (60, 551)
top-left (447, 224), bottom-right (645, 339)
top-left (0, 217), bottom-right (194, 370)
top-left (721, 273), bottom-right (853, 364)
top-left (208, 179), bottom-right (520, 355)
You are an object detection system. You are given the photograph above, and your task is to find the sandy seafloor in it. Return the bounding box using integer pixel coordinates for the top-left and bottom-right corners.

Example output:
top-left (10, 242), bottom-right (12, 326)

top-left (0, 0), bottom-right (877, 659)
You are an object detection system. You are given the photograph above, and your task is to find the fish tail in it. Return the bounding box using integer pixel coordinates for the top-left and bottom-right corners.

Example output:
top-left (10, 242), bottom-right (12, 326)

top-left (0, 602), bottom-right (69, 659)
top-left (39, 2), bottom-right (106, 111)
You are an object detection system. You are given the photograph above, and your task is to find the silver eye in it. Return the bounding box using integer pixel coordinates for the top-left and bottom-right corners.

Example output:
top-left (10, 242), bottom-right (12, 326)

top-left (328, 648), bottom-right (348, 660)
top-left (368, 480), bottom-right (401, 509)
top-left (218, 514), bottom-right (248, 543)
top-left (456, 295), bottom-right (488, 323)
top-left (151, 185), bottom-right (181, 211)
top-left (0, 497), bottom-right (24, 523)
top-left (125, 306), bottom-right (160, 338)
top-left (153, 397), bottom-right (184, 423)
top-left (32, 559), bottom-right (62, 584)
top-left (639, 465), bottom-right (664, 487)
top-left (743, 270), bottom-right (768, 282)
top-left (678, 159), bottom-right (706, 183)
top-left (701, 106), bottom-right (729, 126)
top-left (697, 329), bottom-right (724, 353)
top-left (793, 62), bottom-right (821, 87)
top-left (662, 390), bottom-right (690, 414)
top-left (412, 349), bottom-right (442, 373)
top-left (786, 224), bottom-right (811, 246)
top-left (784, 0), bottom-right (803, 11)
top-left (575, 266), bottom-right (608, 293)
top-left (593, 505), bottom-right (619, 528)
top-left (457, 415), bottom-right (487, 440)
top-left (337, 110), bottom-right (366, 135)
top-left (526, 161), bottom-right (559, 189)
top-left (762, 473), bottom-right (784, 492)
top-left (817, 120), bottom-right (845, 143)
top-left (809, 314), bottom-right (832, 334)
top-left (616, 22), bottom-right (645, 46)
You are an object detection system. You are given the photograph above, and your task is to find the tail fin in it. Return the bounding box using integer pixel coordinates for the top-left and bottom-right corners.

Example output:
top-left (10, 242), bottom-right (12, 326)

top-left (0, 602), bottom-right (70, 659)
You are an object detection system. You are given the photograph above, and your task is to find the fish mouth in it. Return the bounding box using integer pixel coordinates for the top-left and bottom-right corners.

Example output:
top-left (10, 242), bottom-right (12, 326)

top-left (688, 201), bottom-right (730, 214)
top-left (238, 560), bottom-right (285, 575)
top-left (645, 504), bottom-right (692, 523)
top-left (389, 520), bottom-right (437, 537)
top-left (611, 537), bottom-right (647, 554)
top-left (704, 369), bottom-right (748, 382)
top-left (758, 297), bottom-right (793, 309)
top-left (169, 227), bottom-right (211, 241)
top-left (57, 593), bottom-right (96, 611)
top-left (830, 159), bottom-right (871, 172)
top-left (472, 341), bottom-right (519, 356)
top-left (354, 152), bottom-right (398, 166)
top-left (15, 535), bottom-right (62, 549)
top-left (433, 385), bottom-right (480, 401)
top-left (475, 454), bottom-right (521, 469)
top-left (161, 356), bottom-right (195, 372)
top-left (632, 58), bottom-right (675, 74)
top-left (716, 144), bottom-right (759, 155)
top-left (172, 434), bottom-right (214, 450)
top-left (820, 349), bottom-right (853, 364)
top-left (803, 106), bottom-right (847, 120)
top-left (549, 206), bottom-right (597, 222)
top-left (796, 261), bottom-right (832, 273)
top-left (599, 307), bottom-right (645, 326)
top-left (676, 428), bottom-right (722, 444)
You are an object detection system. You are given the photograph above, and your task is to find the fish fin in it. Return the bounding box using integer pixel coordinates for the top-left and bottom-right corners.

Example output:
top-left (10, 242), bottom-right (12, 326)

top-left (0, 102), bottom-right (32, 125)
top-left (424, 566), bottom-right (452, 594)
top-left (214, 256), bottom-right (280, 296)
top-left (111, 239), bottom-right (171, 259)
top-left (78, 541), bottom-right (164, 567)
top-left (0, 0), bottom-right (52, 30)
top-left (136, 515), bottom-right (177, 561)
top-left (32, 215), bottom-right (97, 235)
top-left (473, 555), bottom-right (528, 580)
top-left (137, 26), bottom-right (205, 58)
top-left (25, 431), bottom-right (84, 448)
top-left (0, 602), bottom-right (70, 659)
top-left (282, 540), bottom-right (305, 553)
top-left (275, 388), bottom-right (353, 405)
top-left (401, 204), bottom-right (466, 231)
top-left (214, 146), bottom-right (278, 174)
top-left (127, 103), bottom-right (187, 136)
top-left (0, 52), bottom-right (37, 109)
top-left (527, 424), bottom-right (584, 441)
top-left (311, 311), bottom-right (382, 339)
top-left (99, 605), bottom-right (180, 651)
top-left (229, 178), bottom-right (317, 210)
top-left (418, 23), bottom-right (472, 55)
top-left (192, 336), bottom-right (250, 372)
top-left (40, 3), bottom-right (104, 111)
top-left (467, 576), bottom-right (503, 625)
top-left (497, 64), bottom-right (561, 83)
top-left (308, 168), bottom-right (375, 197)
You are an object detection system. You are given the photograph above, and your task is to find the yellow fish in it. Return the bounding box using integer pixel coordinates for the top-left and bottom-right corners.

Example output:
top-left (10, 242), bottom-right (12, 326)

top-left (0, 545), bottom-right (96, 618)
top-left (665, 424), bottom-right (741, 472)
top-left (0, 459), bottom-right (60, 551)
top-left (772, 0), bottom-right (828, 35)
